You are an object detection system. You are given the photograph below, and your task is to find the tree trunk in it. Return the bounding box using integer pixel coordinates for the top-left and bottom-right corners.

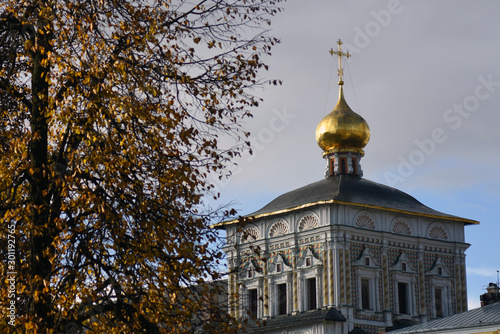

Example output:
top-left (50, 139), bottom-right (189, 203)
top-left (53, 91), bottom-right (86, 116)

top-left (28, 10), bottom-right (53, 328)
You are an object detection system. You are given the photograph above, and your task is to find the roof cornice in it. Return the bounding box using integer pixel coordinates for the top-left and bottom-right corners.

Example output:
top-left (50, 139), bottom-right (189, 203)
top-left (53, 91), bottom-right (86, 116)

top-left (212, 199), bottom-right (479, 228)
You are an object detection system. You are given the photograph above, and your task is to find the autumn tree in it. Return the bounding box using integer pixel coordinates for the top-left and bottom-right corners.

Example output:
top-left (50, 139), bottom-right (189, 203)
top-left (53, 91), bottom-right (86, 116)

top-left (0, 0), bottom-right (282, 332)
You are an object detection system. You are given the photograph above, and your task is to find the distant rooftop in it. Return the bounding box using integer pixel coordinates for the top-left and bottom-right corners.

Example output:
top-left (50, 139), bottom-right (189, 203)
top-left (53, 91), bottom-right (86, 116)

top-left (245, 307), bottom-right (345, 332)
top-left (387, 302), bottom-right (500, 333)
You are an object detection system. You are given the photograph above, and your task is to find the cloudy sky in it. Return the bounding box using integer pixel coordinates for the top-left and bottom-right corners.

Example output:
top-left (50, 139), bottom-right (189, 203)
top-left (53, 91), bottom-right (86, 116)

top-left (211, 0), bottom-right (500, 309)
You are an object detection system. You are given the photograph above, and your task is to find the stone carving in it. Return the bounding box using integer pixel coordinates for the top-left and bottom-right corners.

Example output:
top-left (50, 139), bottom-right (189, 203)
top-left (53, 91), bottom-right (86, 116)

top-left (393, 221), bottom-right (411, 235)
top-left (429, 226), bottom-right (448, 240)
top-left (298, 214), bottom-right (319, 231)
top-left (356, 214), bottom-right (375, 229)
top-left (269, 221), bottom-right (289, 237)
top-left (241, 227), bottom-right (259, 242)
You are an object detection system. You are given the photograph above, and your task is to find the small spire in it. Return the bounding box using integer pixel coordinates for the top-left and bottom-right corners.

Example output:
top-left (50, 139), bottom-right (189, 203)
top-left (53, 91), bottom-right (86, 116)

top-left (329, 39), bottom-right (351, 85)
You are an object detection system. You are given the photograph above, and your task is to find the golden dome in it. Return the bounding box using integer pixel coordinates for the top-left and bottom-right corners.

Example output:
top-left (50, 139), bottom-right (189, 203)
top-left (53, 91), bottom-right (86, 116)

top-left (316, 85), bottom-right (370, 153)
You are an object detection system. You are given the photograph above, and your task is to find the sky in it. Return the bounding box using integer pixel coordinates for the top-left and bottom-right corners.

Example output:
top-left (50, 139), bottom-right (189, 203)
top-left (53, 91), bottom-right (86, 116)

top-left (210, 0), bottom-right (500, 310)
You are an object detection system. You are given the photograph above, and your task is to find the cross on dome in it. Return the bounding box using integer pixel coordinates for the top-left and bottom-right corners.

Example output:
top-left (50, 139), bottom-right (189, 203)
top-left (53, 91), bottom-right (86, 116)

top-left (329, 39), bottom-right (351, 85)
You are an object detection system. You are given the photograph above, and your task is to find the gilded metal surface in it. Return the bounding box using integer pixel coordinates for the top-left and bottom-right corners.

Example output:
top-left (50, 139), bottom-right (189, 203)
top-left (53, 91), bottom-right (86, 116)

top-left (316, 85), bottom-right (370, 151)
top-left (329, 39), bottom-right (351, 84)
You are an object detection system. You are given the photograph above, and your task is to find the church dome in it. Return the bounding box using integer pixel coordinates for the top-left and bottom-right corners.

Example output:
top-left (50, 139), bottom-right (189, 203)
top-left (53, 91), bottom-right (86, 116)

top-left (315, 85), bottom-right (370, 153)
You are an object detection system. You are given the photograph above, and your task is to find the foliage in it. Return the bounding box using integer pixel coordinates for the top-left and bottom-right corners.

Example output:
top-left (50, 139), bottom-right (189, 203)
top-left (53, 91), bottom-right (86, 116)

top-left (0, 0), bottom-right (282, 332)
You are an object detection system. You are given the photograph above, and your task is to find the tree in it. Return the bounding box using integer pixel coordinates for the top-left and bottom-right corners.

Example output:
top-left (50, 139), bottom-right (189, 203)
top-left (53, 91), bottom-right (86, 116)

top-left (0, 0), bottom-right (282, 332)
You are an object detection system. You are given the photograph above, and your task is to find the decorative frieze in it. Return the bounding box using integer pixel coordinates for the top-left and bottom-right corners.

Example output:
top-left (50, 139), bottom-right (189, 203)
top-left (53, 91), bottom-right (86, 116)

top-left (387, 241), bottom-right (418, 249)
top-left (351, 235), bottom-right (381, 244)
top-left (268, 242), bottom-right (290, 250)
top-left (298, 235), bottom-right (321, 244)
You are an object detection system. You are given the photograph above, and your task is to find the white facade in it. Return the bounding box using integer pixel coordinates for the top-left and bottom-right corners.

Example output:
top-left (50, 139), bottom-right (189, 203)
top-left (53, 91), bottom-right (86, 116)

top-left (223, 197), bottom-right (473, 333)
top-left (220, 68), bottom-right (476, 333)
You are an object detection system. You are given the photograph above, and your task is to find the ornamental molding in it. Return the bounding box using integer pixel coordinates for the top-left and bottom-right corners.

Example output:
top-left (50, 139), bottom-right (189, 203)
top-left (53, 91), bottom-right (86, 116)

top-left (391, 218), bottom-right (412, 236)
top-left (296, 247), bottom-right (322, 268)
top-left (242, 278), bottom-right (261, 290)
top-left (354, 212), bottom-right (376, 230)
top-left (297, 213), bottom-right (319, 231)
top-left (426, 257), bottom-right (454, 277)
top-left (269, 220), bottom-right (289, 238)
top-left (240, 227), bottom-right (259, 243)
top-left (427, 223), bottom-right (449, 240)
top-left (390, 252), bottom-right (418, 274)
top-left (268, 253), bottom-right (293, 274)
top-left (352, 247), bottom-right (381, 268)
top-left (239, 258), bottom-right (264, 280)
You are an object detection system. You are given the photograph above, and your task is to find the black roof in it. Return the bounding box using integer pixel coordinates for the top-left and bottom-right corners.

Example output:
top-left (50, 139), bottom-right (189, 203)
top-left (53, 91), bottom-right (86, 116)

top-left (245, 307), bottom-right (345, 332)
top-left (246, 175), bottom-right (476, 224)
top-left (387, 301), bottom-right (500, 333)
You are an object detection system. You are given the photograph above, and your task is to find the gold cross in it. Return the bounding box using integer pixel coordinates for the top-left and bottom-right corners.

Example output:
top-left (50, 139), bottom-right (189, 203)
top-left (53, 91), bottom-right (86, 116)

top-left (329, 39), bottom-right (351, 85)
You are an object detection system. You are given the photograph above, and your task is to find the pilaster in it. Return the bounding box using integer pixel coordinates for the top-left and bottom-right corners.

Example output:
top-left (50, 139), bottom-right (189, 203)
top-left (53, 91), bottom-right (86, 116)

top-left (263, 276), bottom-right (269, 317)
top-left (323, 249), bottom-right (329, 307)
top-left (293, 249), bottom-right (299, 313)
top-left (382, 240), bottom-right (390, 311)
top-left (418, 245), bottom-right (427, 318)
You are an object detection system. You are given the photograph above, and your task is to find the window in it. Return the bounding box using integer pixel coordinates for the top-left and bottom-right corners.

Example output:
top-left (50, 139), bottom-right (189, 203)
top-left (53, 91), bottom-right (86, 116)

top-left (365, 258), bottom-right (370, 266)
top-left (357, 268), bottom-right (379, 312)
top-left (435, 287), bottom-right (443, 318)
top-left (437, 267), bottom-right (443, 276)
top-left (305, 277), bottom-right (317, 310)
top-left (351, 158), bottom-right (357, 174)
top-left (305, 257), bottom-right (311, 267)
top-left (429, 278), bottom-right (450, 318)
top-left (277, 283), bottom-right (287, 315)
top-left (361, 278), bottom-right (372, 310)
top-left (248, 289), bottom-right (258, 317)
top-left (398, 282), bottom-right (410, 314)
top-left (340, 158), bottom-right (347, 174)
top-left (401, 263), bottom-right (407, 272)
top-left (248, 269), bottom-right (253, 278)
top-left (276, 263), bottom-right (282, 273)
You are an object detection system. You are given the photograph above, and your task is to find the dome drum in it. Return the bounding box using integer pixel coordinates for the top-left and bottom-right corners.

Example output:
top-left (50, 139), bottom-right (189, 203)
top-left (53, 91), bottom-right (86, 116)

top-left (325, 150), bottom-right (363, 177)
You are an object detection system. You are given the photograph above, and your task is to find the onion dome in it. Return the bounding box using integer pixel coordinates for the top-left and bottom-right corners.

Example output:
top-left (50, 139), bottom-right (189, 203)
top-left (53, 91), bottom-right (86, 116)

top-left (315, 84), bottom-right (370, 155)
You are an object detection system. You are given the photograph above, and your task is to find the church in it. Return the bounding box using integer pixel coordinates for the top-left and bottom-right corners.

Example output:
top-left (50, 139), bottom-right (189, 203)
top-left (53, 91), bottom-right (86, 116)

top-left (215, 41), bottom-right (478, 334)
